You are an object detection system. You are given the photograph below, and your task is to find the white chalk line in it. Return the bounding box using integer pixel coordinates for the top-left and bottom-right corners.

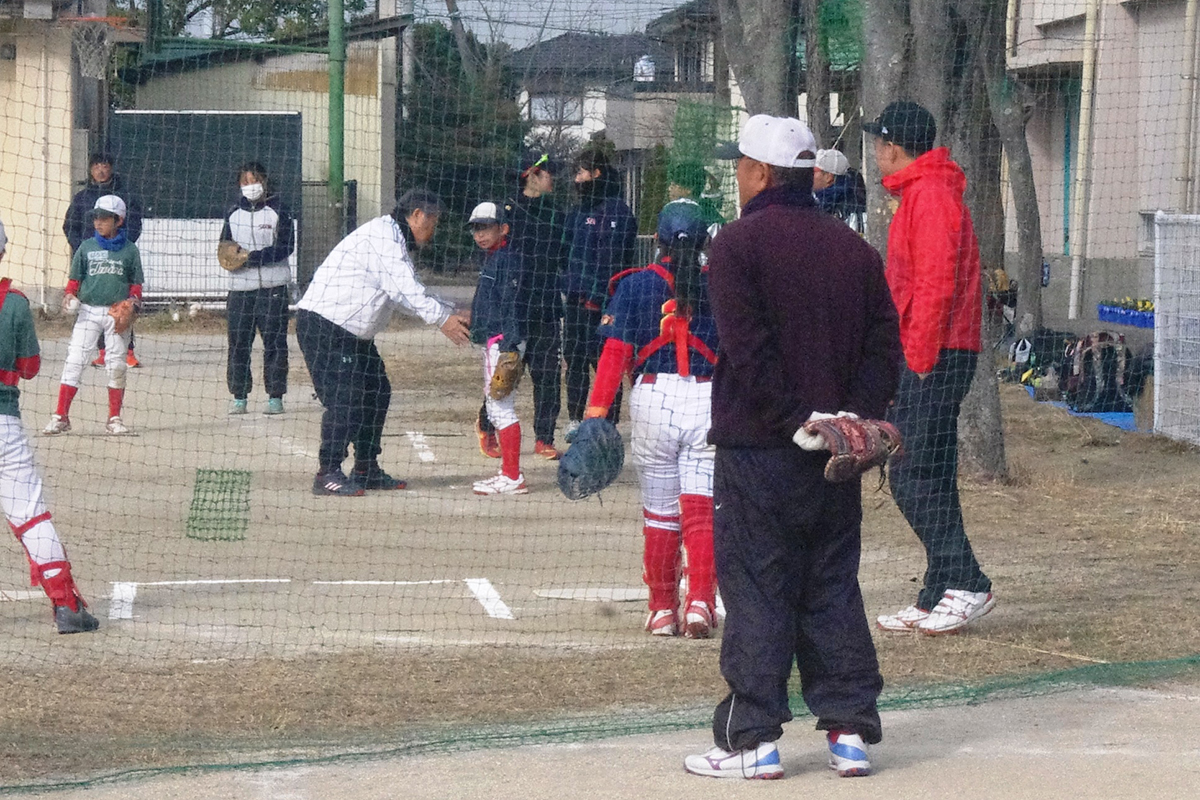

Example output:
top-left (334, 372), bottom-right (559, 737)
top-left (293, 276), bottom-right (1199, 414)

top-left (405, 431), bottom-right (437, 463)
top-left (464, 577), bottom-right (516, 620)
top-left (0, 590), bottom-right (43, 602)
top-left (108, 578), bottom-right (514, 621)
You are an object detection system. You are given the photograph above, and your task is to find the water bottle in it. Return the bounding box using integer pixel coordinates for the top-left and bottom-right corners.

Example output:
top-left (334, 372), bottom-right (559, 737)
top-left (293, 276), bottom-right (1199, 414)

top-left (1041, 260), bottom-right (1050, 287)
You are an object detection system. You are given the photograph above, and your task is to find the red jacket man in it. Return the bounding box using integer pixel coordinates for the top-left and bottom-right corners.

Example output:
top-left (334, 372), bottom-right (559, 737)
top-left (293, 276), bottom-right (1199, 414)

top-left (881, 146), bottom-right (982, 374)
top-left (866, 100), bottom-right (995, 637)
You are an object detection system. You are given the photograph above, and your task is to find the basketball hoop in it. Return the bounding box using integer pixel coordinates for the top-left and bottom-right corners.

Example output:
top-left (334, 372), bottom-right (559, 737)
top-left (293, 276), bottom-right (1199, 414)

top-left (72, 21), bottom-right (112, 79)
top-left (61, 17), bottom-right (135, 80)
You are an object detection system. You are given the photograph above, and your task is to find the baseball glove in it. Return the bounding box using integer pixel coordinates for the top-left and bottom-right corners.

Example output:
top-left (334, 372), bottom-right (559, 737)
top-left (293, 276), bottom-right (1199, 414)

top-left (557, 418), bottom-right (625, 500)
top-left (488, 351), bottom-right (523, 400)
top-left (801, 416), bottom-right (903, 483)
top-left (217, 240), bottom-right (249, 272)
top-left (108, 298), bottom-right (137, 335)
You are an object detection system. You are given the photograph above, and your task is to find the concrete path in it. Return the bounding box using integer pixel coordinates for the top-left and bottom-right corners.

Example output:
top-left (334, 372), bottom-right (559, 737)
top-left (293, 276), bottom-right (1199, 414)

top-left (25, 682), bottom-right (1200, 799)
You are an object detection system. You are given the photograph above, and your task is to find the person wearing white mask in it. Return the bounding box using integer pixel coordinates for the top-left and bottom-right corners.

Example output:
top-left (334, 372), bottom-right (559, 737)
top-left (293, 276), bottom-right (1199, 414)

top-left (219, 161), bottom-right (296, 416)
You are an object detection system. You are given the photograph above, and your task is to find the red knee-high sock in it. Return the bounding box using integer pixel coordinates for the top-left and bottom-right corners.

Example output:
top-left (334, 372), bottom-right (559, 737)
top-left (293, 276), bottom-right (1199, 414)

top-left (55, 385), bottom-right (78, 417)
top-left (498, 422), bottom-right (522, 480)
top-left (680, 494), bottom-right (716, 608)
top-left (643, 510), bottom-right (682, 612)
top-left (108, 387), bottom-right (125, 418)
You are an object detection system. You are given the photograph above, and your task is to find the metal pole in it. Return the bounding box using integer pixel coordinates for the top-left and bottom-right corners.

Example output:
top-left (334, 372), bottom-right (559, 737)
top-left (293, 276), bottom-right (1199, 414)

top-left (1175, 0), bottom-right (1200, 212)
top-left (329, 0), bottom-right (346, 217)
top-left (1067, 0), bottom-right (1100, 320)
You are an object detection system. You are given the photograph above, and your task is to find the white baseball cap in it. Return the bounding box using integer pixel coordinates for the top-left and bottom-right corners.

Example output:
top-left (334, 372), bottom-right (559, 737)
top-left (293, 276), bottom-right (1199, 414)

top-left (815, 149), bottom-right (850, 176)
top-left (93, 194), bottom-right (126, 219)
top-left (715, 115), bottom-right (817, 168)
top-left (467, 201), bottom-right (505, 226)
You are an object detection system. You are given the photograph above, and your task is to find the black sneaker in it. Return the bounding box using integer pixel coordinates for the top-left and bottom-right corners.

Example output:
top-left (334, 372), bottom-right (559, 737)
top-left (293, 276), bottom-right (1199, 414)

top-left (55, 605), bottom-right (100, 634)
top-left (312, 469), bottom-right (365, 496)
top-left (352, 466), bottom-right (407, 490)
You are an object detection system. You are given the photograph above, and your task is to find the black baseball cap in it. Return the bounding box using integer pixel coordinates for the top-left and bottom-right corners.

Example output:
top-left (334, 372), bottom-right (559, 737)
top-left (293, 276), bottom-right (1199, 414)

top-left (862, 101), bottom-right (937, 154)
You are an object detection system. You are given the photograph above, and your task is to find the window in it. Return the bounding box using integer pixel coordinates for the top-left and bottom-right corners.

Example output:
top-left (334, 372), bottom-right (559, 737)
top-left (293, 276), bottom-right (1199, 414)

top-left (677, 40), bottom-right (703, 84)
top-left (530, 95), bottom-right (583, 125)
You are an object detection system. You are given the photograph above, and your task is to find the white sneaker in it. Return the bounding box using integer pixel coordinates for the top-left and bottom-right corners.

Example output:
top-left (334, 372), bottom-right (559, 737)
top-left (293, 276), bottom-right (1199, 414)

top-left (645, 609), bottom-right (677, 636)
top-left (684, 742), bottom-right (783, 780)
top-left (105, 415), bottom-right (130, 435)
top-left (42, 415), bottom-right (71, 435)
top-left (876, 604), bottom-right (930, 632)
top-left (472, 473), bottom-right (528, 495)
top-left (918, 589), bottom-right (996, 635)
top-left (827, 730), bottom-right (870, 777)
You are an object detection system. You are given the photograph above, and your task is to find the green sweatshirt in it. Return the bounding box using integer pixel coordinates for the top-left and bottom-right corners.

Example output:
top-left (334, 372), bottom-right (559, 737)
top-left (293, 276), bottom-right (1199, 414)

top-left (70, 238), bottom-right (143, 307)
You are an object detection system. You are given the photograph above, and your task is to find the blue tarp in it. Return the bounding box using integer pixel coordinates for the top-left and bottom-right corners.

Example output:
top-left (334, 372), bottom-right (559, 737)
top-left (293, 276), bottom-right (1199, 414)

top-left (1023, 386), bottom-right (1138, 431)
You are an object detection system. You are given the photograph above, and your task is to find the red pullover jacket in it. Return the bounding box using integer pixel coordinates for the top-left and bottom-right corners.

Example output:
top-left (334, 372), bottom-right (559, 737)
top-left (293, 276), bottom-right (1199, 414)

top-left (882, 147), bottom-right (982, 375)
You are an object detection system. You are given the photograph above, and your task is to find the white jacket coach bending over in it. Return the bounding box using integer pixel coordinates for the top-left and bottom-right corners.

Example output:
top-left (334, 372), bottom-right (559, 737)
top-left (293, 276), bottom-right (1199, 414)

top-left (295, 189), bottom-right (470, 497)
top-left (297, 215), bottom-right (451, 338)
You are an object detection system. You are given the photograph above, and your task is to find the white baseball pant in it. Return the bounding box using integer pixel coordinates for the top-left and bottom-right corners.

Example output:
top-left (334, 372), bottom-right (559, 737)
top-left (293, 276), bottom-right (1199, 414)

top-left (1, 415), bottom-right (66, 568)
top-left (60, 303), bottom-right (130, 389)
top-left (630, 373), bottom-right (715, 527)
top-left (482, 337), bottom-right (524, 431)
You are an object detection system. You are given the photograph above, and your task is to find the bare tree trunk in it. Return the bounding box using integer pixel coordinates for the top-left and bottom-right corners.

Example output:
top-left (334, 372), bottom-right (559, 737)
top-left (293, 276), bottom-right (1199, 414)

top-left (943, 0), bottom-right (1009, 480)
top-left (718, 0), bottom-right (799, 114)
top-left (909, 0), bottom-right (952, 120)
top-left (802, 0), bottom-right (833, 146)
top-left (444, 0), bottom-right (480, 84)
top-left (861, 0), bottom-right (909, 254)
top-left (984, 49), bottom-right (1045, 333)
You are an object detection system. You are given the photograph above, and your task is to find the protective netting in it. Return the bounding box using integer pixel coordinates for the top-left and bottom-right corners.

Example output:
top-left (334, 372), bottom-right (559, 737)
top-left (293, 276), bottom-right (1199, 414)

top-left (1, 0), bottom-right (1198, 788)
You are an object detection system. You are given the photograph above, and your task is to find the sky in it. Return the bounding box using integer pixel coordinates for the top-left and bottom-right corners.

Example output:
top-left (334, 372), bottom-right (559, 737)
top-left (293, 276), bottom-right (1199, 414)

top-left (414, 0), bottom-right (684, 49)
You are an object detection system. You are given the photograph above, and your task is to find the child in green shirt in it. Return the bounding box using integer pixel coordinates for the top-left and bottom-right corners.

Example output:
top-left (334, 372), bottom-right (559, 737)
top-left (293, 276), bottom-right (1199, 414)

top-left (44, 195), bottom-right (143, 436)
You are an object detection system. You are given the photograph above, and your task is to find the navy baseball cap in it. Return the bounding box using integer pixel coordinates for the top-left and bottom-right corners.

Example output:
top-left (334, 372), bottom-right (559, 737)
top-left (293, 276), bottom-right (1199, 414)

top-left (657, 200), bottom-right (709, 247)
top-left (862, 101), bottom-right (937, 154)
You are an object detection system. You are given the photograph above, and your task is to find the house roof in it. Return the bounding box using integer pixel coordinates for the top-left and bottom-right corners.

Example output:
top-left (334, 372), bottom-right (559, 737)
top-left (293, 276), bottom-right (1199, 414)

top-left (511, 32), bottom-right (672, 83)
top-left (126, 14), bottom-right (407, 84)
top-left (645, 0), bottom-right (716, 39)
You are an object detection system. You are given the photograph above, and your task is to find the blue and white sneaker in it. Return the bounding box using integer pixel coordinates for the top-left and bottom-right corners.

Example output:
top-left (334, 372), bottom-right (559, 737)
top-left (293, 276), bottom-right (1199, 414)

top-left (684, 742), bottom-right (783, 780)
top-left (827, 730), bottom-right (870, 777)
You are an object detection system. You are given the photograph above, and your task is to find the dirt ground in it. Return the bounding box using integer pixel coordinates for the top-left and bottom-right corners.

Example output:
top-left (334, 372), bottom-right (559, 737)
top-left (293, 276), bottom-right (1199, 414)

top-left (1, 309), bottom-right (1197, 787)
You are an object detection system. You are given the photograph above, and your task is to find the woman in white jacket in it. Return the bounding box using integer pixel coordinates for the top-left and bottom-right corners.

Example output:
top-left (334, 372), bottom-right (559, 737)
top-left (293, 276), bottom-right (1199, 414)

top-left (220, 162), bottom-right (296, 415)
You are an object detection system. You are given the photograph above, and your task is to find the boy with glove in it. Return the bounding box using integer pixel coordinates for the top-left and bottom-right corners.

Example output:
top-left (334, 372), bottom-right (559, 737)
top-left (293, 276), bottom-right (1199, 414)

top-left (45, 194), bottom-right (143, 436)
top-left (467, 202), bottom-right (528, 496)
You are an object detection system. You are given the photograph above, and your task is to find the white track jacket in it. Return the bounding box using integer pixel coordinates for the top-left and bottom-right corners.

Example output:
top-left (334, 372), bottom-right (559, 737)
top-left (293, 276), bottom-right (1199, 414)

top-left (296, 215), bottom-right (451, 339)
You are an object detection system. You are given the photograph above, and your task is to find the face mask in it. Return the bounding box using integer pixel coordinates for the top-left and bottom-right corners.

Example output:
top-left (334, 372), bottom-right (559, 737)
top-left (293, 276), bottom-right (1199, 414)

top-left (241, 183), bottom-right (264, 202)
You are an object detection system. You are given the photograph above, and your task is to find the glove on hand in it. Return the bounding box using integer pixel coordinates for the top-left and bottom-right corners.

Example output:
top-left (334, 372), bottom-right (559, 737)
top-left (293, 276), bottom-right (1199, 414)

top-left (488, 351), bottom-right (523, 400)
top-left (797, 414), bottom-right (902, 483)
top-left (218, 240), bottom-right (249, 271)
top-left (108, 298), bottom-right (137, 334)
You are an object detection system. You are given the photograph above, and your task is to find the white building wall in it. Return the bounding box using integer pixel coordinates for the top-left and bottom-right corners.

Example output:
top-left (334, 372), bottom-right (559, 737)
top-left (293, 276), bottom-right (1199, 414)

top-left (0, 21), bottom-right (75, 294)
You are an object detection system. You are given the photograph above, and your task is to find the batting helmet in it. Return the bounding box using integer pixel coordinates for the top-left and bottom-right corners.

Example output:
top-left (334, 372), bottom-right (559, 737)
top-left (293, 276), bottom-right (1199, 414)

top-left (656, 200), bottom-right (710, 250)
top-left (557, 418), bottom-right (625, 500)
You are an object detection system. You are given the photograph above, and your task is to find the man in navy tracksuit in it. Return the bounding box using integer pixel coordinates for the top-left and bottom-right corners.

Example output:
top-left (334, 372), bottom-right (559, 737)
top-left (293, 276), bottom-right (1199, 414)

top-left (684, 115), bottom-right (901, 781)
top-left (561, 147), bottom-right (637, 441)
